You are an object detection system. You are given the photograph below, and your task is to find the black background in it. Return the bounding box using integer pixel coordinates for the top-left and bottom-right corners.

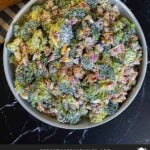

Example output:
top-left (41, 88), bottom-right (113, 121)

top-left (0, 0), bottom-right (150, 144)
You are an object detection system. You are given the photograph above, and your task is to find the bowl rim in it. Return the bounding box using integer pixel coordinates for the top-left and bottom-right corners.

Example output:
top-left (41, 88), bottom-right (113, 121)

top-left (3, 0), bottom-right (148, 130)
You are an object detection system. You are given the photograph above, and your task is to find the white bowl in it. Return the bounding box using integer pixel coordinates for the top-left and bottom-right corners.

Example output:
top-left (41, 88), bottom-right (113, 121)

top-left (3, 0), bottom-right (148, 129)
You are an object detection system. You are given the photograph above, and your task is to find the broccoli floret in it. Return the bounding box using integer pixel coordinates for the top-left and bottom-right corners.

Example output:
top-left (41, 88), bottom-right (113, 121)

top-left (15, 63), bottom-right (36, 97)
top-left (27, 30), bottom-right (48, 54)
top-left (57, 108), bottom-right (81, 124)
top-left (89, 111), bottom-right (107, 123)
top-left (111, 61), bottom-right (122, 79)
top-left (84, 84), bottom-right (100, 101)
top-left (114, 31), bottom-right (124, 45)
top-left (104, 101), bottom-right (119, 115)
top-left (35, 66), bottom-right (49, 79)
top-left (112, 20), bottom-right (124, 33)
top-left (6, 38), bottom-right (22, 53)
top-left (124, 49), bottom-right (137, 64)
top-left (81, 56), bottom-right (95, 70)
top-left (99, 64), bottom-right (115, 80)
top-left (59, 82), bottom-right (74, 95)
top-left (120, 17), bottom-right (131, 26)
top-left (9, 55), bottom-right (16, 64)
top-left (42, 21), bottom-right (52, 33)
top-left (56, 95), bottom-right (83, 124)
top-left (29, 5), bottom-right (43, 21)
top-left (62, 95), bottom-right (79, 111)
top-left (65, 9), bottom-right (87, 19)
top-left (29, 80), bottom-right (52, 107)
top-left (90, 24), bottom-right (101, 43)
top-left (60, 24), bottom-right (74, 46)
top-left (49, 22), bottom-right (74, 47)
top-left (53, 0), bottom-right (70, 8)
top-left (54, 0), bottom-right (82, 8)
top-left (123, 24), bottom-right (136, 41)
top-left (85, 0), bottom-right (99, 8)
top-left (14, 21), bottom-right (40, 41)
top-left (15, 63), bottom-right (36, 87)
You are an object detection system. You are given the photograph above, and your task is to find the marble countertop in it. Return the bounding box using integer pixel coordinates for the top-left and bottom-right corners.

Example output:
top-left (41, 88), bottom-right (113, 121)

top-left (0, 0), bottom-right (150, 144)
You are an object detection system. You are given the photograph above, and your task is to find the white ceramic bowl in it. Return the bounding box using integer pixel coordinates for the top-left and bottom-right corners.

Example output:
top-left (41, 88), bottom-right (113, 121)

top-left (3, 0), bottom-right (148, 129)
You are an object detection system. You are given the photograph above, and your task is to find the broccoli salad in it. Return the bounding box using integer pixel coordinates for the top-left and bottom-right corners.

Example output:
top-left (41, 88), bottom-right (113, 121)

top-left (7, 0), bottom-right (142, 124)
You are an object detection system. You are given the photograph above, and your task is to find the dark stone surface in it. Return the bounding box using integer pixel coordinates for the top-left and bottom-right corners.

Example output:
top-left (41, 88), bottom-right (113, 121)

top-left (0, 0), bottom-right (150, 144)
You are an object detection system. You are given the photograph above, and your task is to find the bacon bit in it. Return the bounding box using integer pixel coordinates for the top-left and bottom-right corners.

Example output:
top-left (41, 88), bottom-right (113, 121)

top-left (47, 0), bottom-right (54, 8)
top-left (110, 44), bottom-right (125, 57)
top-left (80, 27), bottom-right (91, 39)
top-left (41, 10), bottom-right (51, 20)
top-left (102, 32), bottom-right (113, 45)
top-left (97, 6), bottom-right (104, 16)
top-left (131, 35), bottom-right (138, 41)
top-left (86, 74), bottom-right (98, 83)
top-left (103, 12), bottom-right (110, 21)
top-left (124, 68), bottom-right (135, 76)
top-left (110, 11), bottom-right (119, 22)
top-left (79, 1), bottom-right (90, 10)
top-left (44, 47), bottom-right (52, 56)
top-left (21, 43), bottom-right (28, 55)
top-left (73, 66), bottom-right (85, 79)
top-left (52, 32), bottom-right (59, 40)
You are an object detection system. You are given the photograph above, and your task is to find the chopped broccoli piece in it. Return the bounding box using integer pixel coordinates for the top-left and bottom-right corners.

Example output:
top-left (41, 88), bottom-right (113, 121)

top-left (85, 0), bottom-right (99, 8)
top-left (56, 95), bottom-right (84, 124)
top-left (54, 0), bottom-right (82, 8)
top-left (59, 82), bottom-right (74, 95)
top-left (120, 17), bottom-right (131, 26)
top-left (60, 24), bottom-right (74, 46)
top-left (104, 101), bottom-right (119, 115)
top-left (114, 31), bottom-right (124, 45)
top-left (112, 20), bottom-right (124, 33)
top-left (14, 21), bottom-right (40, 41)
top-left (15, 63), bottom-right (36, 87)
top-left (9, 55), bottom-right (16, 64)
top-left (99, 64), bottom-right (115, 80)
top-left (35, 66), bottom-right (49, 79)
top-left (49, 19), bottom-right (65, 48)
top-left (81, 56), bottom-right (95, 70)
top-left (65, 9), bottom-right (87, 19)
top-left (6, 38), bottom-right (22, 53)
top-left (56, 108), bottom-right (81, 124)
top-left (62, 95), bottom-right (79, 111)
top-left (84, 84), bottom-right (100, 101)
top-left (90, 24), bottom-right (101, 43)
top-left (29, 80), bottom-right (52, 107)
top-left (123, 25), bottom-right (136, 41)
top-left (124, 49), bottom-right (137, 64)
top-left (29, 5), bottom-right (43, 21)
top-left (27, 30), bottom-right (48, 54)
top-left (89, 111), bottom-right (107, 123)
